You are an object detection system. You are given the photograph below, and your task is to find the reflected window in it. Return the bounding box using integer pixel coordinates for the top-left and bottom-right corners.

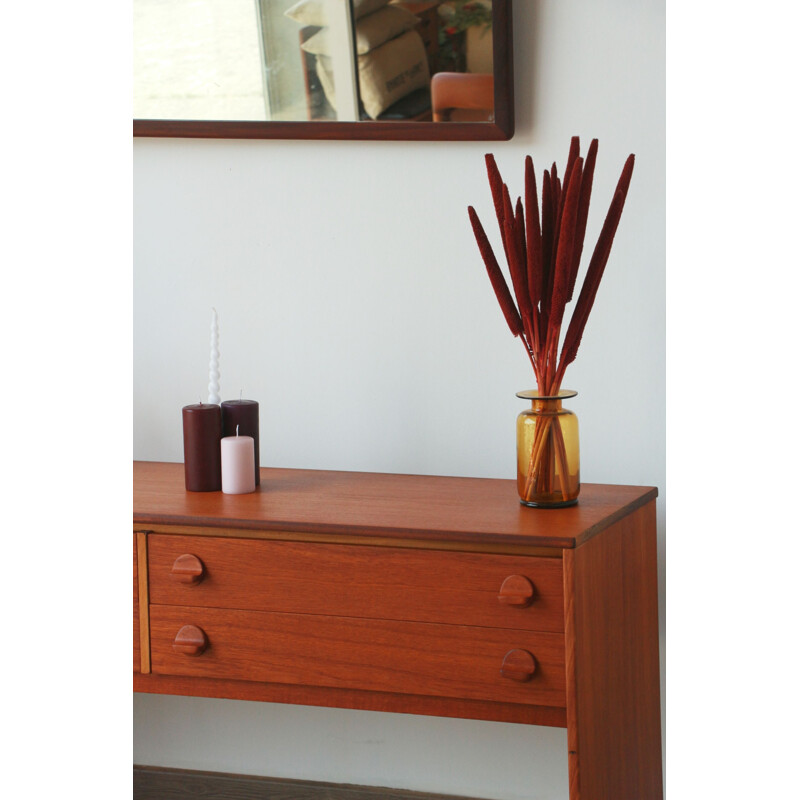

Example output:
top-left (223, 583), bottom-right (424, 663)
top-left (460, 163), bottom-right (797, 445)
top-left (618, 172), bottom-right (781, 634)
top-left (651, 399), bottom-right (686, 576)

top-left (133, 0), bottom-right (495, 123)
top-left (133, 0), bottom-right (268, 121)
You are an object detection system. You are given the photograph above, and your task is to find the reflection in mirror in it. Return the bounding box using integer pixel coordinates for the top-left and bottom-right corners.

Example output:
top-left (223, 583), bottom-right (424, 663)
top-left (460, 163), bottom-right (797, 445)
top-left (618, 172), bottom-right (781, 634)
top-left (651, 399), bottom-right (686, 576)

top-left (134, 0), bottom-right (498, 126)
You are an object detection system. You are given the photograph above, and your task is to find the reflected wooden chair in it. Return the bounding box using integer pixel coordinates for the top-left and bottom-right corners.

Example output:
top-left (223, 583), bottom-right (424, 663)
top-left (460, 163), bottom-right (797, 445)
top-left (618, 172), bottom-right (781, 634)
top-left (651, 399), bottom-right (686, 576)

top-left (431, 72), bottom-right (494, 122)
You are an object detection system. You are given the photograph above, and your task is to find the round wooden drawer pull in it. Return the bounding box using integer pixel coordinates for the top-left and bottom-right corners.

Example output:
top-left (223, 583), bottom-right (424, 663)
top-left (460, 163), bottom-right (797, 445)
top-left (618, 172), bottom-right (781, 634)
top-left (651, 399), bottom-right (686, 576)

top-left (170, 554), bottom-right (205, 585)
top-left (501, 649), bottom-right (537, 682)
top-left (173, 625), bottom-right (208, 656)
top-left (497, 575), bottom-right (535, 607)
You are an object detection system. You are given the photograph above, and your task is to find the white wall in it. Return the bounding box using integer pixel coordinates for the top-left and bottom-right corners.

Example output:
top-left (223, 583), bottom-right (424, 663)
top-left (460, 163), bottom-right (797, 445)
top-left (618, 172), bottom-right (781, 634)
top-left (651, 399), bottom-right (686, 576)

top-left (133, 1), bottom-right (665, 798)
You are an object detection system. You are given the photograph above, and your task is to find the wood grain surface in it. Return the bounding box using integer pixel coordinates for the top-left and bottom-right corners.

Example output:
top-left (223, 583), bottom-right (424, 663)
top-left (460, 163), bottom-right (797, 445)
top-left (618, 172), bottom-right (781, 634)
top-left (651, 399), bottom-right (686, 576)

top-left (149, 605), bottom-right (566, 708)
top-left (134, 461), bottom-right (656, 550)
top-left (136, 532), bottom-right (151, 673)
top-left (133, 534), bottom-right (139, 673)
top-left (133, 766), bottom-right (486, 800)
top-left (147, 534), bottom-right (565, 632)
top-left (133, 463), bottom-right (663, 796)
top-left (563, 500), bottom-right (663, 800)
top-left (133, 672), bottom-right (568, 727)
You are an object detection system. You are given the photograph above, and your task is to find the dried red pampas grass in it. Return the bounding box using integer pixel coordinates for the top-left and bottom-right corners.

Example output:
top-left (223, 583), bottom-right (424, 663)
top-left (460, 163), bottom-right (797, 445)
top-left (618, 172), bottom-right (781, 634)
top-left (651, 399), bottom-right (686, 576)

top-left (468, 138), bottom-right (635, 503)
top-left (468, 137), bottom-right (634, 397)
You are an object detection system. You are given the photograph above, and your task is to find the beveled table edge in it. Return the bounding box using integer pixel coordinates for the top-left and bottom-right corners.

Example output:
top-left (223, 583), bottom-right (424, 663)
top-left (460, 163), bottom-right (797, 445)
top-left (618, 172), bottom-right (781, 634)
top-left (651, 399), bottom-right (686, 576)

top-left (133, 461), bottom-right (658, 550)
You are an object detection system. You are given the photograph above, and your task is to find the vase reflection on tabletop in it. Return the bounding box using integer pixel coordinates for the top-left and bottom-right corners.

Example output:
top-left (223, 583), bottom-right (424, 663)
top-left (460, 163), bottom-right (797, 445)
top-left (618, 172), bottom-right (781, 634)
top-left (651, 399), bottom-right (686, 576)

top-left (516, 390), bottom-right (579, 507)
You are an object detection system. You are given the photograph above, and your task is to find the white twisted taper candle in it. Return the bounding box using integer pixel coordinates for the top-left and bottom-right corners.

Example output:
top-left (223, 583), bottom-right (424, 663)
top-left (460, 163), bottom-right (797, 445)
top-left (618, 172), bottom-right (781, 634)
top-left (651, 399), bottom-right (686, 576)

top-left (208, 308), bottom-right (220, 404)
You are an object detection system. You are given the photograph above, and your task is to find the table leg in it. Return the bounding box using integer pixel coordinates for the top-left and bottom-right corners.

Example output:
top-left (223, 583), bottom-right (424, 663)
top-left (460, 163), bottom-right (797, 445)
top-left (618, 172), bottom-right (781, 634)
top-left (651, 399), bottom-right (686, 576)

top-left (563, 501), bottom-right (663, 799)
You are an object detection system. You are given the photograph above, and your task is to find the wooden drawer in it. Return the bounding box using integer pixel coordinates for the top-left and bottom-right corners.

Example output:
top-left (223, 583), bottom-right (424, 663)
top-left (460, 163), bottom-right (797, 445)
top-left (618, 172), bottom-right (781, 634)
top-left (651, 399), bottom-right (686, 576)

top-left (150, 605), bottom-right (566, 708)
top-left (147, 534), bottom-right (565, 632)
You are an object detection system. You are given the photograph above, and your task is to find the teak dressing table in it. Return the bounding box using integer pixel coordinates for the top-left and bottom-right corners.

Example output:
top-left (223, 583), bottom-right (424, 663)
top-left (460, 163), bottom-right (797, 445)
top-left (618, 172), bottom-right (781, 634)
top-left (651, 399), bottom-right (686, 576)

top-left (134, 461), bottom-right (663, 799)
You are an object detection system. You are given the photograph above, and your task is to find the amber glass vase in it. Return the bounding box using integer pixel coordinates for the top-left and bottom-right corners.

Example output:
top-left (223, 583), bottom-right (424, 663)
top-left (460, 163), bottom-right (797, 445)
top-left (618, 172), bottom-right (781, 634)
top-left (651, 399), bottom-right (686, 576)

top-left (516, 390), bottom-right (580, 508)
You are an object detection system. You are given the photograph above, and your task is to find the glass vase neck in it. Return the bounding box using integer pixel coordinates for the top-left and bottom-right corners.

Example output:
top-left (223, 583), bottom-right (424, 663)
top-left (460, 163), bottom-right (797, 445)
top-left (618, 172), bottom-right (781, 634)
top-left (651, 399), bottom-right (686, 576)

top-left (515, 389), bottom-right (577, 413)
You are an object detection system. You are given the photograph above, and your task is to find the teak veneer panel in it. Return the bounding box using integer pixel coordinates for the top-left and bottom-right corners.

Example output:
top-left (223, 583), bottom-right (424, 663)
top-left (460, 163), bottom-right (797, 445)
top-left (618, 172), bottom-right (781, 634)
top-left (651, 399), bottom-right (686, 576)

top-left (136, 532), bottom-right (151, 674)
top-left (133, 672), bottom-right (568, 727)
top-left (150, 605), bottom-right (566, 708)
top-left (148, 534), bottom-right (565, 632)
top-left (133, 461), bottom-right (656, 550)
top-left (133, 535), bottom-right (139, 673)
top-left (564, 501), bottom-right (663, 800)
top-left (134, 462), bottom-right (662, 798)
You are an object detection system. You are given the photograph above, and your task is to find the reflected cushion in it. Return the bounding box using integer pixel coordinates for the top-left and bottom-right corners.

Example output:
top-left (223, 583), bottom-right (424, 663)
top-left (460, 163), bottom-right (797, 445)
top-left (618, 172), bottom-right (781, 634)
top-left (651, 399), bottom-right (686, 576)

top-left (302, 5), bottom-right (419, 56)
top-left (285, 0), bottom-right (391, 26)
top-left (358, 30), bottom-right (430, 119)
top-left (315, 55), bottom-right (337, 110)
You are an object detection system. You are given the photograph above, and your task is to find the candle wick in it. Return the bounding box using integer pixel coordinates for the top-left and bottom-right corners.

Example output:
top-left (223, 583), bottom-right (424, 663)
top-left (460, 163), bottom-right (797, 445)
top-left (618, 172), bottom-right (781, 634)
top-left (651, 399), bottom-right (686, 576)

top-left (236, 424), bottom-right (240, 437)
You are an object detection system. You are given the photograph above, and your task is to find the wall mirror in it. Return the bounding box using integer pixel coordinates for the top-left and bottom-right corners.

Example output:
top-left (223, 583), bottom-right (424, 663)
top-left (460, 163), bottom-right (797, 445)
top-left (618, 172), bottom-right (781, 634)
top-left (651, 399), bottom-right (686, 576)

top-left (133, 0), bottom-right (513, 140)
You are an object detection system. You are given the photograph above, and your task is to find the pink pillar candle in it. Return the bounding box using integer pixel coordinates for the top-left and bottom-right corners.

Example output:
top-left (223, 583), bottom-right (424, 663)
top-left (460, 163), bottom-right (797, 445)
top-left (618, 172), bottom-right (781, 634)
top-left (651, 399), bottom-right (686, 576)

top-left (221, 398), bottom-right (260, 486)
top-left (220, 430), bottom-right (256, 494)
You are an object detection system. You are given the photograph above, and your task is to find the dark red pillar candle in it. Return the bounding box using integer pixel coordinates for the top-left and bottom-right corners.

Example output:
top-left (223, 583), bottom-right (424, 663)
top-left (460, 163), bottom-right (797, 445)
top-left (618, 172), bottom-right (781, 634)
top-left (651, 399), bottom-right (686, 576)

top-left (182, 403), bottom-right (222, 491)
top-left (221, 399), bottom-right (260, 486)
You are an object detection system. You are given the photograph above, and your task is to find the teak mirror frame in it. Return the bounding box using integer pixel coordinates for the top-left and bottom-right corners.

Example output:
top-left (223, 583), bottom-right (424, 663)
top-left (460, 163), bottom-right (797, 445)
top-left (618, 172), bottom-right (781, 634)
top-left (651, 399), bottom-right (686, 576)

top-left (133, 0), bottom-right (514, 141)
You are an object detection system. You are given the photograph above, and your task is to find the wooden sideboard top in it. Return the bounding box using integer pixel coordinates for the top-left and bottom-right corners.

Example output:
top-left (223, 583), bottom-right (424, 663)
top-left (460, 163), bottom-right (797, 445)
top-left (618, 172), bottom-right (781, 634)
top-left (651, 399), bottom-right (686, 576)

top-left (133, 461), bottom-right (657, 550)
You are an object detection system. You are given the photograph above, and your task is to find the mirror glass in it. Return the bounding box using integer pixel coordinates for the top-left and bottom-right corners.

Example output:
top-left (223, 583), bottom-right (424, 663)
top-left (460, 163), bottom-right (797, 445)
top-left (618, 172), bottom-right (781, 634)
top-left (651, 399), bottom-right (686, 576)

top-left (134, 0), bottom-right (510, 138)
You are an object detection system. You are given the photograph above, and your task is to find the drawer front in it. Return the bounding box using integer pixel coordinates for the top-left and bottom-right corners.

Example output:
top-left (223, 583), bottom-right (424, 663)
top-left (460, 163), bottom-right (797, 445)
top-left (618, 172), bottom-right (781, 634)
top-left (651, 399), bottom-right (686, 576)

top-left (147, 535), bottom-right (565, 632)
top-left (150, 605), bottom-right (566, 708)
